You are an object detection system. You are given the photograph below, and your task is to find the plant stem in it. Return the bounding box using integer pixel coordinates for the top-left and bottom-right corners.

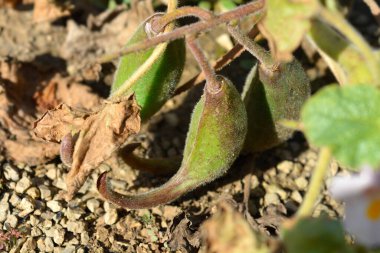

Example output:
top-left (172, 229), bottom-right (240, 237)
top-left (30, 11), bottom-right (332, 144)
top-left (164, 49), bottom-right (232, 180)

top-left (109, 0), bottom-right (178, 99)
top-left (363, 0), bottom-right (380, 26)
top-left (151, 6), bottom-right (215, 33)
top-left (173, 21), bottom-right (261, 96)
top-left (227, 24), bottom-right (275, 69)
top-left (97, 0), bottom-right (265, 64)
top-left (186, 36), bottom-right (220, 93)
top-left (296, 147), bottom-right (332, 218)
top-left (320, 7), bottom-right (380, 86)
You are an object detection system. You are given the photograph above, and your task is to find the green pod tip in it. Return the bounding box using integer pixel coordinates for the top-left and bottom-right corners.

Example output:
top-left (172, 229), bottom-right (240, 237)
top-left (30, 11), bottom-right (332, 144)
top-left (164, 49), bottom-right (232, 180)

top-left (242, 59), bottom-right (310, 153)
top-left (110, 14), bottom-right (186, 121)
top-left (98, 76), bottom-right (247, 209)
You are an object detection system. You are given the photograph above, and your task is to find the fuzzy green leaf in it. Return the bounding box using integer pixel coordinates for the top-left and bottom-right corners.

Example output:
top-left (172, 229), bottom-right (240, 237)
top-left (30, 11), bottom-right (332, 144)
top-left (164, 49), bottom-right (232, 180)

top-left (301, 85), bottom-right (380, 169)
top-left (282, 217), bottom-right (354, 253)
top-left (259, 0), bottom-right (319, 61)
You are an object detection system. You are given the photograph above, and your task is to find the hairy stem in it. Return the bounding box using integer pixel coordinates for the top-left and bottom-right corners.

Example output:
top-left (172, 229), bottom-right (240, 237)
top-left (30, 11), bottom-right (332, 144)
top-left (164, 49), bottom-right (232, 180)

top-left (187, 36), bottom-right (221, 93)
top-left (151, 6), bottom-right (215, 33)
top-left (296, 147), bottom-right (332, 218)
top-left (109, 0), bottom-right (178, 100)
top-left (227, 24), bottom-right (275, 69)
top-left (173, 15), bottom-right (262, 96)
top-left (97, 0), bottom-right (265, 64)
top-left (320, 7), bottom-right (380, 86)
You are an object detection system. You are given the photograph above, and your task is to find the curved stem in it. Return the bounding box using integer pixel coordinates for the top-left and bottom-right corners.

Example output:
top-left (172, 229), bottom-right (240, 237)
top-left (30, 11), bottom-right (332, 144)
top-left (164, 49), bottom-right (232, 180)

top-left (97, 0), bottom-right (265, 64)
top-left (151, 6), bottom-right (215, 33)
top-left (320, 7), bottom-right (380, 86)
top-left (296, 147), bottom-right (332, 218)
top-left (187, 36), bottom-right (221, 93)
top-left (227, 24), bottom-right (276, 69)
top-left (97, 170), bottom-right (194, 209)
top-left (109, 0), bottom-right (178, 100)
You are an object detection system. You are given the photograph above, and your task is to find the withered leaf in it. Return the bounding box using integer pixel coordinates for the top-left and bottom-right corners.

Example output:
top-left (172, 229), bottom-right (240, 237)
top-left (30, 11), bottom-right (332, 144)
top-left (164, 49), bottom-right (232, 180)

top-left (33, 103), bottom-right (87, 143)
top-left (201, 202), bottom-right (269, 253)
top-left (34, 94), bottom-right (141, 200)
top-left (66, 95), bottom-right (140, 199)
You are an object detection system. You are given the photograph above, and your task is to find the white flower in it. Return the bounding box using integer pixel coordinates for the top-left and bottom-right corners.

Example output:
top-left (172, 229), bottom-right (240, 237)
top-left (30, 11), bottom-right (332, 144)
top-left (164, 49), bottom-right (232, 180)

top-left (330, 166), bottom-right (380, 248)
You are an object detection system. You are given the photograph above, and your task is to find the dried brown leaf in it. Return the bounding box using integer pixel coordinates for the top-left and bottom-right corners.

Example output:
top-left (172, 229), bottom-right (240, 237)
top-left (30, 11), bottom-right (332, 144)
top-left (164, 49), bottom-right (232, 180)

top-left (33, 103), bottom-right (87, 143)
top-left (201, 202), bottom-right (269, 253)
top-left (66, 95), bottom-right (140, 199)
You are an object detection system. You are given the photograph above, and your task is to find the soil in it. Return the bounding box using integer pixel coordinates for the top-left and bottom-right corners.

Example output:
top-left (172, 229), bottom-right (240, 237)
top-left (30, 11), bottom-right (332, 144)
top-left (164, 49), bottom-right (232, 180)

top-left (0, 0), bottom-right (378, 252)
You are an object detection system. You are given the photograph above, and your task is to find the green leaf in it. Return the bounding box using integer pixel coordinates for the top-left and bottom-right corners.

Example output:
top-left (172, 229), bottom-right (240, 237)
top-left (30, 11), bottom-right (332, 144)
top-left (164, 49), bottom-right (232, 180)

top-left (259, 0), bottom-right (319, 61)
top-left (282, 216), bottom-right (354, 253)
top-left (301, 85), bottom-right (380, 169)
top-left (307, 18), bottom-right (375, 86)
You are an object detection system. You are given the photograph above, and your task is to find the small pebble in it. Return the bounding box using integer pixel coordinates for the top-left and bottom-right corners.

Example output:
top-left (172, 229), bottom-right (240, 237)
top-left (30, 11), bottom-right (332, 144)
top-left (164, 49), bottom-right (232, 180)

top-left (37, 238), bottom-right (46, 251)
top-left (53, 227), bottom-right (65, 245)
top-left (20, 237), bottom-right (36, 253)
top-left (277, 161), bottom-right (293, 174)
top-left (18, 197), bottom-right (35, 217)
top-left (4, 164), bottom-right (20, 181)
top-left (31, 227), bottom-right (43, 237)
top-left (15, 176), bottom-right (32, 193)
top-left (66, 220), bottom-right (85, 234)
top-left (81, 231), bottom-right (90, 245)
top-left (264, 193), bottom-right (281, 206)
top-left (5, 214), bottom-right (18, 228)
top-left (291, 190), bottom-right (303, 203)
top-left (0, 193), bottom-right (10, 222)
top-left (26, 187), bottom-right (41, 199)
top-left (104, 209), bottom-right (118, 225)
top-left (66, 207), bottom-right (84, 220)
top-left (44, 237), bottom-right (54, 252)
top-left (38, 185), bottom-right (52, 200)
top-left (86, 199), bottom-right (100, 213)
top-left (47, 200), bottom-right (63, 212)
top-left (9, 193), bottom-right (21, 207)
top-left (62, 245), bottom-right (76, 253)
top-left (295, 177), bottom-right (308, 190)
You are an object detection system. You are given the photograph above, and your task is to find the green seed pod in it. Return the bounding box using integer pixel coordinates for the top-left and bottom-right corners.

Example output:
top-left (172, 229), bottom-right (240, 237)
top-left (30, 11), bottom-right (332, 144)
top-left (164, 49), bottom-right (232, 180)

top-left (242, 59), bottom-right (310, 153)
top-left (111, 14), bottom-right (186, 121)
top-left (98, 76), bottom-right (247, 209)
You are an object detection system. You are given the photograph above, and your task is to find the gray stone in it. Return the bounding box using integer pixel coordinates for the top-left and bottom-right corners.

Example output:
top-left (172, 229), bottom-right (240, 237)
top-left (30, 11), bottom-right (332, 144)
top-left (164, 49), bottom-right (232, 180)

top-left (47, 200), bottom-right (63, 212)
top-left (86, 199), bottom-right (100, 213)
top-left (38, 185), bottom-right (52, 200)
top-left (4, 164), bottom-right (20, 181)
top-left (15, 176), bottom-right (32, 193)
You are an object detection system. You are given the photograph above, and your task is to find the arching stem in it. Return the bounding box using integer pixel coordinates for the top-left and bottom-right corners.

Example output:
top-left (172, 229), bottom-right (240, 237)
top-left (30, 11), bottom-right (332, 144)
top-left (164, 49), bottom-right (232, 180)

top-left (151, 6), bottom-right (215, 33)
top-left (97, 0), bottom-right (265, 64)
top-left (187, 36), bottom-right (221, 93)
top-left (227, 24), bottom-right (276, 70)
